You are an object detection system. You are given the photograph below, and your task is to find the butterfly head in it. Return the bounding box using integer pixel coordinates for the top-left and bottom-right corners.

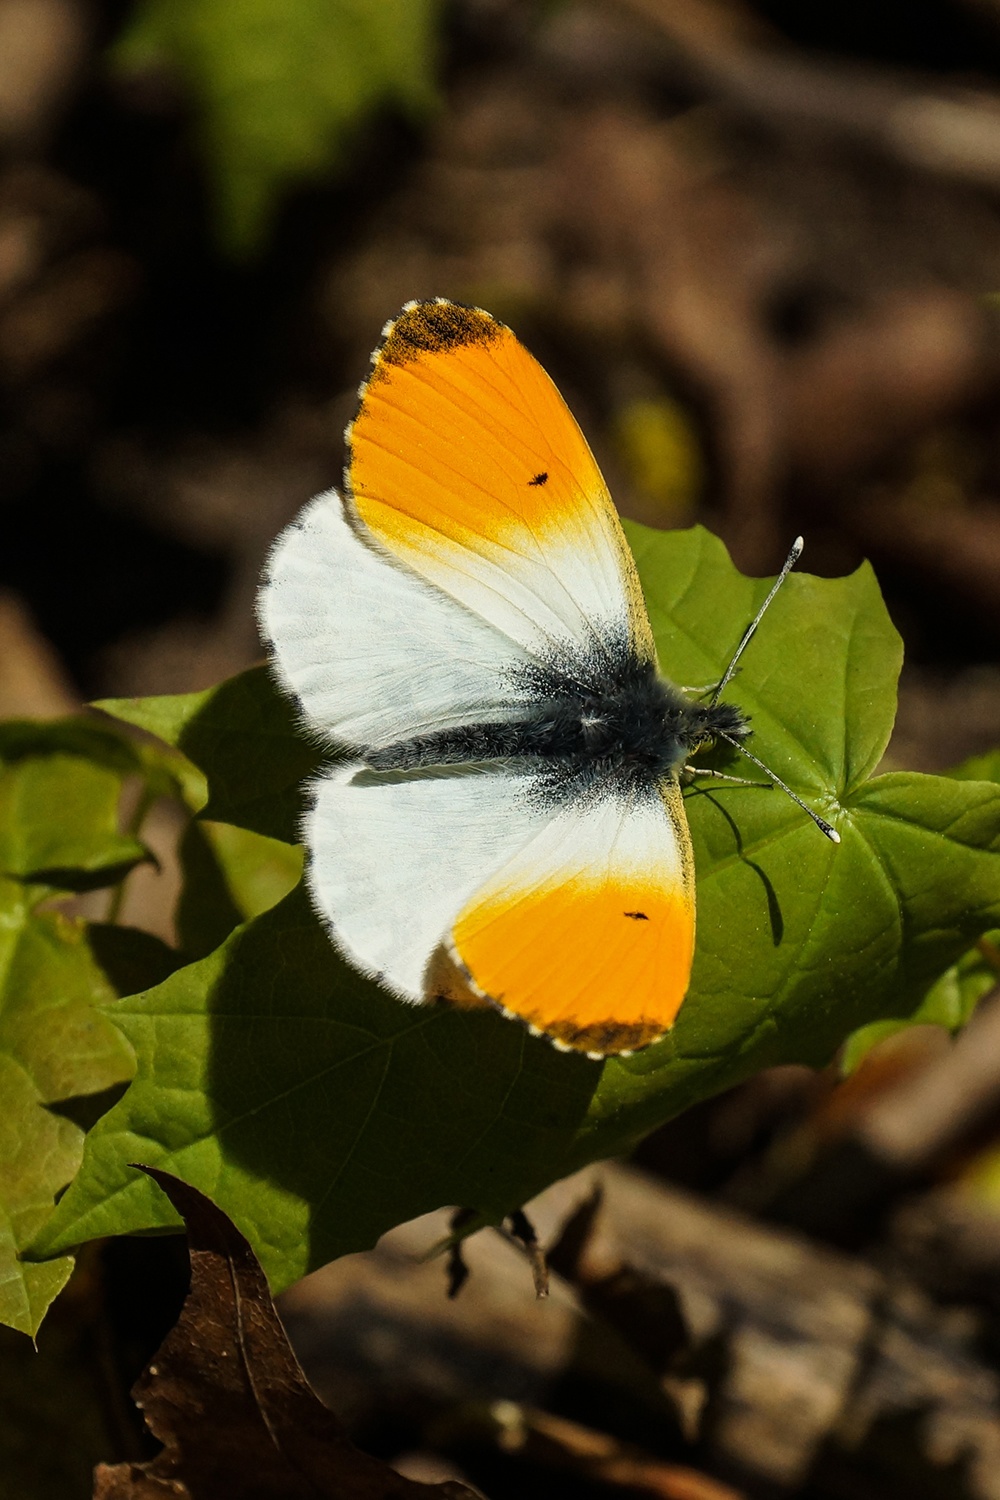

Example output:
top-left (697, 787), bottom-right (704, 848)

top-left (677, 698), bottom-right (751, 758)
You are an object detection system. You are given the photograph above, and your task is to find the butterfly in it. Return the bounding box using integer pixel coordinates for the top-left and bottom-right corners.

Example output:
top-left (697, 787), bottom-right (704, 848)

top-left (259, 299), bottom-right (838, 1058)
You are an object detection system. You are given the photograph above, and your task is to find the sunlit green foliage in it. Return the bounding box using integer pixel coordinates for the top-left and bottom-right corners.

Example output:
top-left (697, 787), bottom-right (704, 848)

top-left (23, 528), bottom-right (1000, 1298)
top-left (842, 747), bottom-right (1000, 1071)
top-left (113, 0), bottom-right (442, 254)
top-left (0, 723), bottom-right (149, 1335)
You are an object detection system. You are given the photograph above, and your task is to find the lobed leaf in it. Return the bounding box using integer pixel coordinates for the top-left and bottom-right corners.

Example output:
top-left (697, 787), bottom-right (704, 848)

top-left (842, 931), bottom-right (999, 1073)
top-left (0, 880), bottom-right (137, 1335)
top-left (0, 717), bottom-right (180, 1334)
top-left (0, 720), bottom-right (150, 890)
top-left (177, 820), bottom-right (303, 959)
top-left (93, 1168), bottom-right (479, 1498)
top-left (841, 742), bottom-right (1000, 1070)
top-left (28, 527), bottom-right (1000, 1292)
top-left (98, 670), bottom-right (326, 843)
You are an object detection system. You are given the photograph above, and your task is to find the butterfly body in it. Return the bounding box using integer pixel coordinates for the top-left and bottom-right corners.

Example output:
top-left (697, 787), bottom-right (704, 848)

top-left (259, 299), bottom-right (802, 1058)
top-left (366, 648), bottom-right (749, 794)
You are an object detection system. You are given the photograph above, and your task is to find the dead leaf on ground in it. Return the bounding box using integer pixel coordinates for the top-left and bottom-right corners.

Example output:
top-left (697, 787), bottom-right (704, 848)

top-left (93, 1167), bottom-right (480, 1500)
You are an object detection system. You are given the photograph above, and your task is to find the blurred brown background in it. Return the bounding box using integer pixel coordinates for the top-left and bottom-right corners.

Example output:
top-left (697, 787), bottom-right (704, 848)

top-left (6, 3), bottom-right (1000, 1497)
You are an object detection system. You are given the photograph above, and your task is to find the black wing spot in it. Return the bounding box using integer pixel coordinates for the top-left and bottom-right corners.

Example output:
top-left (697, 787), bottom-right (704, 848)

top-left (528, 471), bottom-right (549, 486)
top-left (624, 911), bottom-right (649, 921)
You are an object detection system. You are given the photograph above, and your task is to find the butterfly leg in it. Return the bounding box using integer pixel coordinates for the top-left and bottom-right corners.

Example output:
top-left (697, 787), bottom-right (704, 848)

top-left (503, 1209), bottom-right (549, 1298)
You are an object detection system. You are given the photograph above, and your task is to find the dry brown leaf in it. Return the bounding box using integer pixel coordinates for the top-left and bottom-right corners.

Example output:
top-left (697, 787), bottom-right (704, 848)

top-left (93, 1167), bottom-right (480, 1500)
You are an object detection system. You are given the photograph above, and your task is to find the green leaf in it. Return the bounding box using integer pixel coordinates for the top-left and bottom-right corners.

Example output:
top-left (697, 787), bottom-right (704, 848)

top-left (112, 0), bottom-right (441, 255)
top-left (841, 743), bottom-right (1000, 1070)
top-left (842, 931), bottom-right (1000, 1073)
top-left (0, 880), bottom-right (136, 1336)
top-left (0, 714), bottom-right (184, 1334)
top-left (27, 888), bottom-right (605, 1264)
top-left (949, 748), bottom-right (1000, 782)
top-left (176, 823), bottom-right (243, 960)
top-left (97, 668), bottom-right (327, 843)
top-left (29, 527), bottom-right (1000, 1292)
top-left (85, 924), bottom-right (186, 998)
top-left (177, 820), bottom-right (303, 959)
top-left (0, 718), bottom-right (142, 773)
top-left (0, 720), bottom-right (150, 891)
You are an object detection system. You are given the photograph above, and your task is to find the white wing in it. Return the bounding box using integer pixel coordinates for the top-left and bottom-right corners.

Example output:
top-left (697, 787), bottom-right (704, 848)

top-left (305, 757), bottom-right (694, 1055)
top-left (305, 759), bottom-right (549, 998)
top-left (258, 490), bottom-right (535, 752)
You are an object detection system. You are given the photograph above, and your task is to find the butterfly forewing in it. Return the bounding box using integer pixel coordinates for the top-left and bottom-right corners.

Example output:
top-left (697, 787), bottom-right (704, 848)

top-left (260, 490), bottom-right (533, 753)
top-left (348, 301), bottom-right (654, 667)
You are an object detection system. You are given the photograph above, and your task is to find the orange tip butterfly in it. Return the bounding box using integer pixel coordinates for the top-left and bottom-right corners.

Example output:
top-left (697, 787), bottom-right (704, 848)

top-left (258, 300), bottom-right (838, 1059)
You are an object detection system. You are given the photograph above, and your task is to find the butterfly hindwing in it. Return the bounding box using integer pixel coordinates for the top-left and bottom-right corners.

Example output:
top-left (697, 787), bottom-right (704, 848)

top-left (305, 761), bottom-right (694, 1055)
top-left (450, 775), bottom-right (694, 1055)
top-left (304, 760), bottom-right (552, 999)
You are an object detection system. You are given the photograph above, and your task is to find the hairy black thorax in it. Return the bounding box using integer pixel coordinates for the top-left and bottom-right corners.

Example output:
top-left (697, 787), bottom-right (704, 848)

top-left (364, 646), bottom-right (750, 797)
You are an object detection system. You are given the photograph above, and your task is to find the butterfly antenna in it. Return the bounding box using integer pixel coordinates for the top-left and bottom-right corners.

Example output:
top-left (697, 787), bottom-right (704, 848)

top-left (710, 536), bottom-right (804, 707)
top-left (718, 731), bottom-right (840, 843)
